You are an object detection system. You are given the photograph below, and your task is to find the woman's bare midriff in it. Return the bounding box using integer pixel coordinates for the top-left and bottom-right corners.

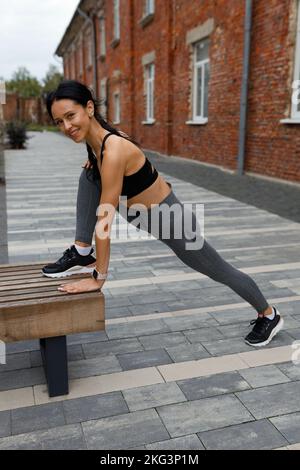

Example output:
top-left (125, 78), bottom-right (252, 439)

top-left (99, 133), bottom-right (172, 211)
top-left (126, 174), bottom-right (171, 210)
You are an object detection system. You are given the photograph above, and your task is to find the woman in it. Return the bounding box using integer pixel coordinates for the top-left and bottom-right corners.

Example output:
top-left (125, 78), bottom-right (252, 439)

top-left (43, 80), bottom-right (284, 347)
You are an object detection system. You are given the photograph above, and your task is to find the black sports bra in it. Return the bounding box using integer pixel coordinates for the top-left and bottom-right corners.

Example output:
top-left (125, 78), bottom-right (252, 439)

top-left (100, 132), bottom-right (159, 199)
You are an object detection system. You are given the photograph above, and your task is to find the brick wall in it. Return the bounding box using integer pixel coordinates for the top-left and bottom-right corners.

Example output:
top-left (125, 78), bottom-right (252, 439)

top-left (3, 92), bottom-right (51, 125)
top-left (60, 0), bottom-right (300, 183)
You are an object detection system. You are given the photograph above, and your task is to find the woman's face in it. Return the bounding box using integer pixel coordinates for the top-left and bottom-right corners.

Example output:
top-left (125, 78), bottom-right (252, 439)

top-left (51, 99), bottom-right (93, 142)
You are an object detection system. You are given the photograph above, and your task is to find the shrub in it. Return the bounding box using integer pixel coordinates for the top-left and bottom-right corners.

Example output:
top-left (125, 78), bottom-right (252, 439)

top-left (5, 121), bottom-right (29, 149)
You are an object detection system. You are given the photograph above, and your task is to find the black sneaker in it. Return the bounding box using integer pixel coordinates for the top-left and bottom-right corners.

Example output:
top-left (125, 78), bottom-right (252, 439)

top-left (244, 307), bottom-right (284, 347)
top-left (41, 245), bottom-right (96, 278)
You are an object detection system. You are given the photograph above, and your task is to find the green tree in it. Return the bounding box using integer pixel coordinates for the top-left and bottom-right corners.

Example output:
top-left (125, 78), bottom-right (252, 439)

top-left (42, 64), bottom-right (63, 94)
top-left (6, 67), bottom-right (42, 98)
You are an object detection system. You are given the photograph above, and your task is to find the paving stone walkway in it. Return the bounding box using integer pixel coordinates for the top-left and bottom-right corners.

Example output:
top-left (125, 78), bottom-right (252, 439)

top-left (0, 131), bottom-right (300, 450)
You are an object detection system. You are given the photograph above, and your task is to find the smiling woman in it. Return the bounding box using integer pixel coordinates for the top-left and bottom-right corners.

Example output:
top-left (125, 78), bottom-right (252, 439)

top-left (42, 79), bottom-right (284, 348)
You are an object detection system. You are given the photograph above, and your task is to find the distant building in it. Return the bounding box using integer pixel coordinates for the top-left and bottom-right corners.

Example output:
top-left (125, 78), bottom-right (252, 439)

top-left (55, 0), bottom-right (300, 183)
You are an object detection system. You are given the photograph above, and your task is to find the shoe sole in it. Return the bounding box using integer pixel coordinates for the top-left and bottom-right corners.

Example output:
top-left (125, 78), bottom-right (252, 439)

top-left (41, 263), bottom-right (96, 278)
top-left (244, 317), bottom-right (284, 348)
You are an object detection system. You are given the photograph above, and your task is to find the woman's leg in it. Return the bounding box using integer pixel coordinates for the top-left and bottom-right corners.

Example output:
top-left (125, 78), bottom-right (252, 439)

top-left (129, 185), bottom-right (269, 315)
top-left (75, 169), bottom-right (101, 245)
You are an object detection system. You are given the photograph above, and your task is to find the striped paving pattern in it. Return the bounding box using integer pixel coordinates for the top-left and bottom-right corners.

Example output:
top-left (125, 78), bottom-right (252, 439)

top-left (0, 131), bottom-right (300, 449)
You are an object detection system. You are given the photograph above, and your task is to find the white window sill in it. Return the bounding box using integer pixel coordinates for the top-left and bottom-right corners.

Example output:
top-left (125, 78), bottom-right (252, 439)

top-left (186, 118), bottom-right (208, 125)
top-left (142, 119), bottom-right (156, 125)
top-left (280, 118), bottom-right (300, 124)
top-left (113, 121), bottom-right (120, 125)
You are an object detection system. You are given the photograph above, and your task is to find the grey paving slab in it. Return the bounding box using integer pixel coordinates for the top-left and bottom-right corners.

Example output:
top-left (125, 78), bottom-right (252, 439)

top-left (63, 392), bottom-right (129, 424)
top-left (11, 403), bottom-right (65, 436)
top-left (157, 395), bottom-right (254, 437)
top-left (105, 296), bottom-right (134, 308)
top-left (201, 307), bottom-right (254, 326)
top-left (82, 409), bottom-right (170, 450)
top-left (270, 412), bottom-right (300, 444)
top-left (163, 313), bottom-right (219, 332)
top-left (123, 383), bottom-right (187, 412)
top-left (67, 330), bottom-right (108, 346)
top-left (0, 353), bottom-right (31, 373)
top-left (0, 367), bottom-right (45, 391)
top-left (117, 348), bottom-right (173, 371)
top-left (128, 302), bottom-right (173, 316)
top-left (183, 327), bottom-right (224, 343)
top-left (0, 411), bottom-right (11, 438)
top-left (236, 381), bottom-right (300, 419)
top-left (177, 371), bottom-right (250, 401)
top-left (146, 434), bottom-right (205, 450)
top-left (0, 424), bottom-right (86, 450)
top-left (201, 331), bottom-right (294, 357)
top-left (106, 319), bottom-right (171, 340)
top-left (277, 362), bottom-right (300, 381)
top-left (82, 337), bottom-right (144, 359)
top-left (127, 292), bottom-right (178, 305)
top-left (138, 332), bottom-right (189, 350)
top-left (68, 355), bottom-right (122, 379)
top-left (198, 419), bottom-right (289, 450)
top-left (165, 343), bottom-right (211, 362)
top-left (105, 306), bottom-right (133, 319)
top-left (6, 340), bottom-right (39, 354)
top-left (239, 365), bottom-right (291, 388)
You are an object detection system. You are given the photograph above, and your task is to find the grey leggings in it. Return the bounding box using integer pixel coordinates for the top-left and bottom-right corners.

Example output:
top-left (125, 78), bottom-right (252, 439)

top-left (76, 169), bottom-right (269, 314)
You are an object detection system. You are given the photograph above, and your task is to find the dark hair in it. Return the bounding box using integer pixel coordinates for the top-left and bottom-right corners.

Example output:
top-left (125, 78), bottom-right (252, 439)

top-left (46, 79), bottom-right (142, 182)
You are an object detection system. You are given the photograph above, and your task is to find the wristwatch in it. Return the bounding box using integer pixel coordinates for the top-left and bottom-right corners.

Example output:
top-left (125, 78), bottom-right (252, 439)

top-left (92, 268), bottom-right (108, 281)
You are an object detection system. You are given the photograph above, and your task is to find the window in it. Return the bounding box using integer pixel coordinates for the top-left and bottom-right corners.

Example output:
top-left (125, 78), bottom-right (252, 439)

top-left (145, 63), bottom-right (155, 122)
top-left (292, 0), bottom-right (300, 119)
top-left (87, 35), bottom-right (93, 67)
top-left (145, 0), bottom-right (155, 16)
top-left (64, 54), bottom-right (69, 78)
top-left (113, 0), bottom-right (120, 41)
top-left (100, 78), bottom-right (107, 119)
top-left (71, 49), bottom-right (76, 78)
top-left (192, 38), bottom-right (210, 122)
top-left (99, 17), bottom-right (106, 57)
top-left (113, 92), bottom-right (120, 124)
top-left (79, 43), bottom-right (83, 75)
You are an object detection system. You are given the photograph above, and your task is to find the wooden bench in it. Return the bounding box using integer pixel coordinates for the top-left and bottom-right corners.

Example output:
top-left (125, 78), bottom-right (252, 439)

top-left (0, 262), bottom-right (105, 397)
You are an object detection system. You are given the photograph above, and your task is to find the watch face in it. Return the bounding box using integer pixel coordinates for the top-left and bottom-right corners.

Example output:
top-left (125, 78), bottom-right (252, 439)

top-left (92, 269), bottom-right (98, 280)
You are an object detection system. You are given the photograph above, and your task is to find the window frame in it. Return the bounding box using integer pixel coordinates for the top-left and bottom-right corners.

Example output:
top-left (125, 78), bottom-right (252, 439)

top-left (145, 63), bottom-right (155, 122)
top-left (291, 0), bottom-right (300, 119)
top-left (113, 0), bottom-right (120, 41)
top-left (113, 91), bottom-right (121, 124)
top-left (145, 0), bottom-right (155, 16)
top-left (192, 39), bottom-right (210, 122)
top-left (99, 17), bottom-right (106, 57)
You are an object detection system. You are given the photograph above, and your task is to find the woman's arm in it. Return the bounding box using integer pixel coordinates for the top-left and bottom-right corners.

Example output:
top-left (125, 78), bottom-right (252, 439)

top-left (58, 138), bottom-right (125, 294)
top-left (94, 144), bottom-right (125, 283)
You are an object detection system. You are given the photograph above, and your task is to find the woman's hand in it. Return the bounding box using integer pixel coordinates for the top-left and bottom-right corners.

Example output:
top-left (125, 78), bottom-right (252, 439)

top-left (82, 159), bottom-right (93, 169)
top-left (57, 277), bottom-right (104, 294)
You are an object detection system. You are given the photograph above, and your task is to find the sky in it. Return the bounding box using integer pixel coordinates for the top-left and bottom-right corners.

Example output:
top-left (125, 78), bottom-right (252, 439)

top-left (0, 0), bottom-right (79, 83)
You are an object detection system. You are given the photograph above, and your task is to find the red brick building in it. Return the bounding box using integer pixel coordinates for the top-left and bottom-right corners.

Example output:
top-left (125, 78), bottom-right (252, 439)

top-left (55, 0), bottom-right (300, 183)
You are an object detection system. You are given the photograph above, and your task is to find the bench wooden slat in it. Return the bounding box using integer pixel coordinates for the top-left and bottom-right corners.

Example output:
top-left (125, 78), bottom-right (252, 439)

top-left (0, 269), bottom-right (48, 278)
top-left (0, 286), bottom-right (65, 300)
top-left (0, 275), bottom-right (92, 292)
top-left (0, 290), bottom-right (89, 303)
top-left (0, 261), bottom-right (47, 271)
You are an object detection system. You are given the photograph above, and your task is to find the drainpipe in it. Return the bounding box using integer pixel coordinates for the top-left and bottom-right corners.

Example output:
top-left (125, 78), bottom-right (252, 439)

top-left (77, 7), bottom-right (98, 92)
top-left (237, 0), bottom-right (253, 176)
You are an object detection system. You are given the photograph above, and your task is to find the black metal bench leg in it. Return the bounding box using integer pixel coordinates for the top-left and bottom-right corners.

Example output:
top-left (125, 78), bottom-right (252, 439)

top-left (40, 336), bottom-right (69, 397)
